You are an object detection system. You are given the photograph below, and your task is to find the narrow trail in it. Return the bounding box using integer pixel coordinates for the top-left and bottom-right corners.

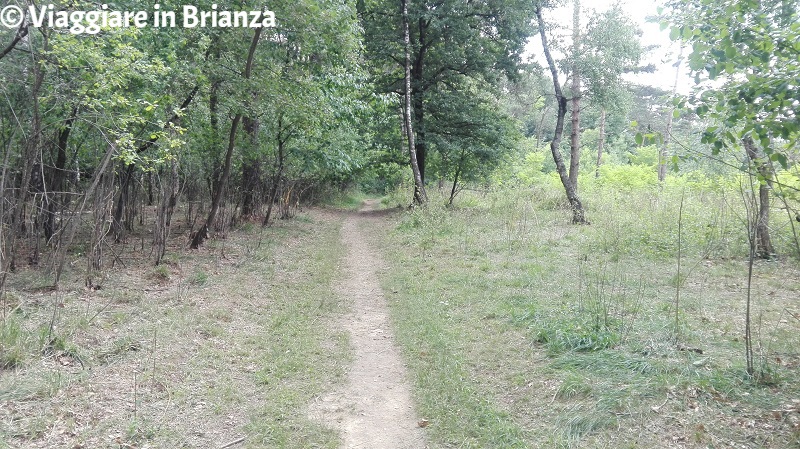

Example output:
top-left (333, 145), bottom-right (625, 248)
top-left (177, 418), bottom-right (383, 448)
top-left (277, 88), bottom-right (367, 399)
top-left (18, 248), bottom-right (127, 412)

top-left (310, 200), bottom-right (427, 449)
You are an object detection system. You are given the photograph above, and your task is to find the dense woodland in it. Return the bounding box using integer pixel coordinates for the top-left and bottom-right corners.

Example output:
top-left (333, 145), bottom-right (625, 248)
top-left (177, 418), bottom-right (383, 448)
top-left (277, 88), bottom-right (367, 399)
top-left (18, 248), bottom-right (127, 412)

top-left (0, 0), bottom-right (797, 281)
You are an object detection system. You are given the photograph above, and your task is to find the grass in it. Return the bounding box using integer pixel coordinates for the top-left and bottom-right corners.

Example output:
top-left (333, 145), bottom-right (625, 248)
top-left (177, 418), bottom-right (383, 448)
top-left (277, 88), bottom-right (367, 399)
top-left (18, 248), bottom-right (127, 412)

top-left (2, 181), bottom-right (798, 448)
top-left (0, 210), bottom-right (350, 448)
top-left (374, 184), bottom-right (800, 448)
top-left (320, 188), bottom-right (371, 211)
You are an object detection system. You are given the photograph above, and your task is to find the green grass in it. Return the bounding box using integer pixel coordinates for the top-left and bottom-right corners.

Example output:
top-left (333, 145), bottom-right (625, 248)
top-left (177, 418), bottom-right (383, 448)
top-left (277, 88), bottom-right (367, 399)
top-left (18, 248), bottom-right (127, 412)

top-left (375, 185), bottom-right (800, 448)
top-left (320, 188), bottom-right (372, 210)
top-left (0, 315), bottom-right (28, 369)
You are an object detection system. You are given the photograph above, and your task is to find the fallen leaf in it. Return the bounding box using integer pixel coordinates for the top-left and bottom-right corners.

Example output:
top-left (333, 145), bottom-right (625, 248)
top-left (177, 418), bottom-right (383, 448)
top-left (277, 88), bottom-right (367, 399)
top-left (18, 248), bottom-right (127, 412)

top-left (418, 419), bottom-right (429, 428)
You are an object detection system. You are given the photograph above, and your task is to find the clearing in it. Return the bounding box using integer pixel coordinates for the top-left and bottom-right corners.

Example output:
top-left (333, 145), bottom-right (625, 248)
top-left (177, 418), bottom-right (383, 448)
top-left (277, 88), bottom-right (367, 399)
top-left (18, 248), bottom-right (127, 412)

top-left (2, 189), bottom-right (799, 449)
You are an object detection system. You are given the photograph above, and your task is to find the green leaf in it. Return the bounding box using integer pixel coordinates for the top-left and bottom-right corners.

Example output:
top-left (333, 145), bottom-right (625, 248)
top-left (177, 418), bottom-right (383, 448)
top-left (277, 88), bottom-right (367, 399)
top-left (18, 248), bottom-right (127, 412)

top-left (769, 153), bottom-right (788, 169)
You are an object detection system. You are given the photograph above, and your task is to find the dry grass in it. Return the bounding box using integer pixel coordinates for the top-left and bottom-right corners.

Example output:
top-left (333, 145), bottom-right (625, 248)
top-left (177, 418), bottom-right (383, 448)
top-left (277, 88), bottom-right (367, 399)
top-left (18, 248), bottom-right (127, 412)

top-left (0, 209), bottom-right (349, 449)
top-left (376, 187), bottom-right (800, 448)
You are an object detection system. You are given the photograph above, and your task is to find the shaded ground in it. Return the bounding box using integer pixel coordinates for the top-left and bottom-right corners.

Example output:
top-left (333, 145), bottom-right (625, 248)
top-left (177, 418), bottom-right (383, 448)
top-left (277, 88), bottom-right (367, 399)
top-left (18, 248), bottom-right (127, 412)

top-left (310, 200), bottom-right (427, 448)
top-left (0, 212), bottom-right (349, 448)
top-left (1, 202), bottom-right (427, 449)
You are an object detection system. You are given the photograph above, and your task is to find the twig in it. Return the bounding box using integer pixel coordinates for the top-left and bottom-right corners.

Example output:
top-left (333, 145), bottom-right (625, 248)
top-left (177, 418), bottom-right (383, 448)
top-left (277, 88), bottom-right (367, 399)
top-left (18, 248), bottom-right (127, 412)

top-left (87, 296), bottom-right (115, 325)
top-left (674, 189), bottom-right (685, 345)
top-left (219, 437), bottom-right (245, 449)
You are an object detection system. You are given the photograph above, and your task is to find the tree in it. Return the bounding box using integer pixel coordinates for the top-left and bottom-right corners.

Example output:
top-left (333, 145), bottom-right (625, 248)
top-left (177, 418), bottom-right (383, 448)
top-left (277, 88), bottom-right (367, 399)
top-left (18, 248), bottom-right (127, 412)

top-left (662, 0), bottom-right (799, 258)
top-left (663, 0), bottom-right (799, 378)
top-left (659, 47), bottom-right (683, 182)
top-left (568, 0), bottom-right (582, 191)
top-left (535, 5), bottom-right (588, 224)
top-left (191, 27), bottom-right (262, 249)
top-left (579, 4), bottom-right (648, 181)
top-left (402, 0), bottom-right (427, 204)
top-left (359, 0), bottom-right (532, 201)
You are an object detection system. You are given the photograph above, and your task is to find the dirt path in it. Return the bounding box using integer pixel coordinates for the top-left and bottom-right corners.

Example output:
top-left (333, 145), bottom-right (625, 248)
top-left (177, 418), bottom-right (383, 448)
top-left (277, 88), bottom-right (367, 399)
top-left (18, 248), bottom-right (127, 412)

top-left (310, 200), bottom-right (427, 448)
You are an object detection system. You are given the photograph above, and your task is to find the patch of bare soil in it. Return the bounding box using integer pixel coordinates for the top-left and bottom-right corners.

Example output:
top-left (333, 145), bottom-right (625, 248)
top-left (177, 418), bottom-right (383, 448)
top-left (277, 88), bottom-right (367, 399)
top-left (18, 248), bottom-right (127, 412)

top-left (310, 200), bottom-right (427, 448)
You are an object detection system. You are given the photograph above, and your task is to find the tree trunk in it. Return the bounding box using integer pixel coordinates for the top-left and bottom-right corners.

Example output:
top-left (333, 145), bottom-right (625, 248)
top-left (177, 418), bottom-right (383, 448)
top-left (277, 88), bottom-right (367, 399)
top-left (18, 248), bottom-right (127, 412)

top-left (595, 108), bottom-right (606, 178)
top-left (112, 164), bottom-right (135, 242)
top-left (660, 46), bottom-right (683, 182)
top-left (86, 161), bottom-right (115, 288)
top-left (535, 108), bottom-right (547, 151)
top-left (0, 133), bottom-right (14, 301)
top-left (240, 156), bottom-right (262, 218)
top-left (154, 157), bottom-right (179, 265)
top-left (743, 136), bottom-right (775, 259)
top-left (53, 143), bottom-right (117, 288)
top-left (448, 149), bottom-right (465, 206)
top-left (15, 32), bottom-right (48, 239)
top-left (192, 27), bottom-right (262, 248)
top-left (536, 6), bottom-right (588, 224)
top-left (262, 125), bottom-right (285, 227)
top-left (240, 116), bottom-right (261, 218)
top-left (43, 106), bottom-right (77, 243)
top-left (403, 0), bottom-right (427, 205)
top-left (568, 0), bottom-right (581, 191)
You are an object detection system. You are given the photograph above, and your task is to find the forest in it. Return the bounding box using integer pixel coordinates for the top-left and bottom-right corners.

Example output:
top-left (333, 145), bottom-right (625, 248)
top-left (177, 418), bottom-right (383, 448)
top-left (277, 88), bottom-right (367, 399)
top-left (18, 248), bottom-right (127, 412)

top-left (1, 0), bottom-right (799, 448)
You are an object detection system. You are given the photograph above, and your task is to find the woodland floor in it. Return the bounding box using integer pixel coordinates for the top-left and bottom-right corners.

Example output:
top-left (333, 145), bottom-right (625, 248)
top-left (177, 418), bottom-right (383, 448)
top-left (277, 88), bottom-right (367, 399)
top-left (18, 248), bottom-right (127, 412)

top-left (2, 194), bottom-right (800, 449)
top-left (0, 201), bottom-right (427, 449)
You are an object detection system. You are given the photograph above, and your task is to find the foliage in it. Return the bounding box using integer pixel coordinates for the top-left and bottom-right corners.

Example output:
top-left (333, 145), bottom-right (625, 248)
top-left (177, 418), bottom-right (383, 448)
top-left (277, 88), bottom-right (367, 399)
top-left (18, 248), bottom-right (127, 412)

top-left (359, 0), bottom-right (534, 199)
top-left (662, 0), bottom-right (799, 167)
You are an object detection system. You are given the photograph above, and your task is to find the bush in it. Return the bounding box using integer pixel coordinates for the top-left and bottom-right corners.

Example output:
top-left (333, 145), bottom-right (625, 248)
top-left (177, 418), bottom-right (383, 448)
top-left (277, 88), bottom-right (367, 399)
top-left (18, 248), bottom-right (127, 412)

top-left (596, 164), bottom-right (658, 190)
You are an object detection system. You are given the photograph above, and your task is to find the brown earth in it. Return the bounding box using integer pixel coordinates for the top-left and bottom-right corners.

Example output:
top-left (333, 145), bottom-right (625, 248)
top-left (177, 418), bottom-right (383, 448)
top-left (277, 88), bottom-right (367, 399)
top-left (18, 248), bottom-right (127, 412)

top-left (310, 199), bottom-right (427, 448)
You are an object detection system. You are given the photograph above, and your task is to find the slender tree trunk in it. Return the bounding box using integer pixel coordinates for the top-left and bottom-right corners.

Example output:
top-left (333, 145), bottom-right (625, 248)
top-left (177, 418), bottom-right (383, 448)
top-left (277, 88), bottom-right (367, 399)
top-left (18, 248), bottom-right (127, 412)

top-left (448, 149), bottom-right (465, 206)
top-left (262, 125), bottom-right (285, 227)
top-left (0, 131), bottom-right (14, 307)
top-left (535, 108), bottom-right (547, 152)
top-left (86, 165), bottom-right (114, 288)
top-left (536, 6), bottom-right (588, 224)
top-left (660, 46), bottom-right (683, 182)
top-left (403, 0), bottom-right (427, 205)
top-left (192, 113), bottom-right (241, 248)
top-left (743, 136), bottom-right (775, 259)
top-left (16, 31), bottom-right (48, 240)
top-left (412, 92), bottom-right (427, 184)
top-left (568, 0), bottom-right (581, 191)
top-left (240, 99), bottom-right (261, 218)
top-left (154, 157), bottom-right (179, 265)
top-left (192, 27), bottom-right (262, 248)
top-left (595, 108), bottom-right (606, 178)
top-left (43, 106), bottom-right (77, 243)
top-left (240, 157), bottom-right (261, 218)
top-left (54, 143), bottom-right (117, 287)
top-left (112, 164), bottom-right (135, 242)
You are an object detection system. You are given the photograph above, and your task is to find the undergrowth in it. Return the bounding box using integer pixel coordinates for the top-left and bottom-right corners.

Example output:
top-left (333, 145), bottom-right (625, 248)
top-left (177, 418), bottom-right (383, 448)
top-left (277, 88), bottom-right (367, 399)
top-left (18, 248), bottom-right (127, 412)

top-left (377, 183), bottom-right (800, 448)
top-left (0, 212), bottom-right (349, 448)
